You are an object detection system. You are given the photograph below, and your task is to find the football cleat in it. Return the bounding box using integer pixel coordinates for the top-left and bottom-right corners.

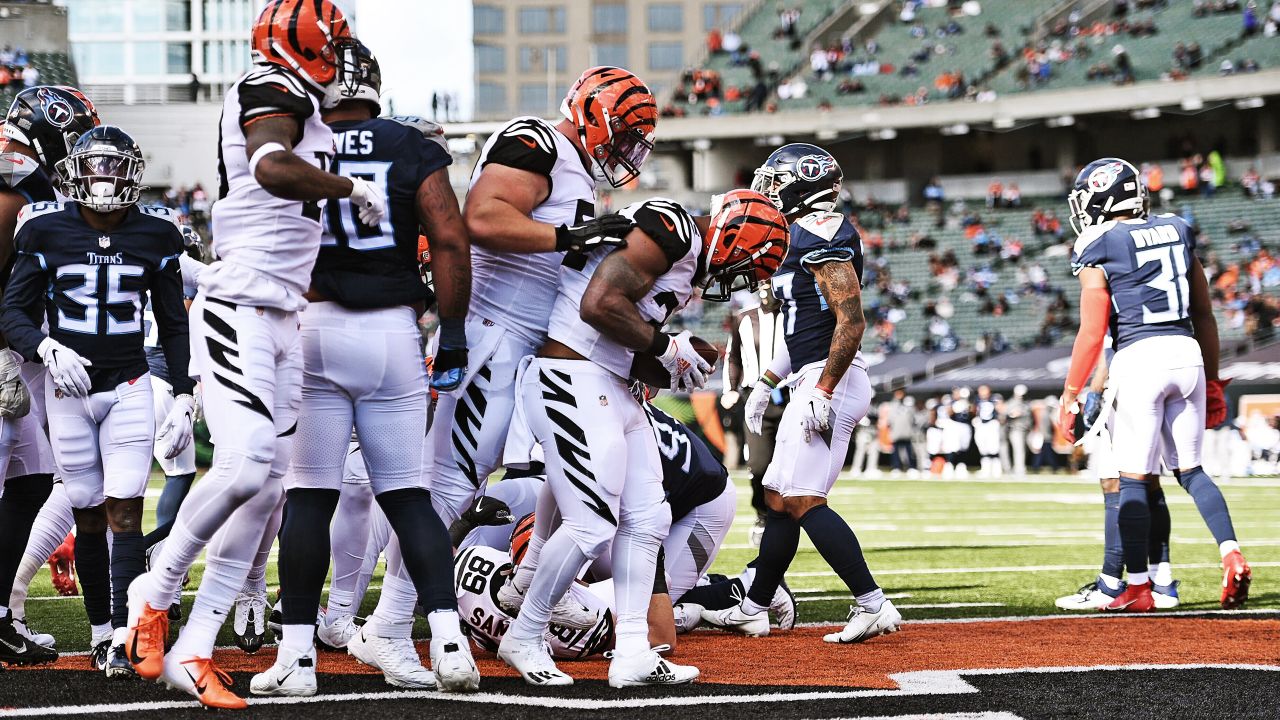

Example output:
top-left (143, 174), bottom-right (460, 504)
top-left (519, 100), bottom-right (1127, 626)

top-left (700, 604), bottom-right (770, 637)
top-left (249, 646), bottom-right (317, 697)
top-left (771, 580), bottom-right (797, 630)
top-left (823, 600), bottom-right (903, 643)
top-left (672, 603), bottom-right (704, 634)
top-left (162, 654), bottom-right (246, 710)
top-left (497, 577), bottom-right (600, 630)
top-left (430, 636), bottom-right (481, 693)
top-left (124, 575), bottom-right (169, 680)
top-left (233, 589), bottom-right (269, 654)
top-left (1220, 550), bottom-right (1251, 609)
top-left (748, 516), bottom-right (765, 548)
top-left (12, 617), bottom-right (55, 649)
top-left (105, 644), bottom-right (138, 679)
top-left (495, 576), bottom-right (525, 616)
top-left (347, 629), bottom-right (436, 690)
top-left (1152, 580), bottom-right (1180, 609)
top-left (1056, 580), bottom-right (1125, 611)
top-left (48, 532), bottom-right (78, 596)
top-left (497, 634), bottom-right (573, 686)
top-left (316, 613), bottom-right (360, 651)
top-left (607, 645), bottom-right (699, 688)
top-left (0, 613), bottom-right (58, 666)
top-left (90, 637), bottom-right (110, 671)
top-left (1102, 582), bottom-right (1155, 612)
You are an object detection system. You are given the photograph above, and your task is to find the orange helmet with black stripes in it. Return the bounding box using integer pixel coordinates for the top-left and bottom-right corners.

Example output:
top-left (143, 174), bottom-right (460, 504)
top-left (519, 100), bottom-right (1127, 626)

top-left (700, 189), bottom-right (790, 302)
top-left (509, 512), bottom-right (536, 566)
top-left (251, 0), bottom-right (354, 91)
top-left (560, 66), bottom-right (657, 188)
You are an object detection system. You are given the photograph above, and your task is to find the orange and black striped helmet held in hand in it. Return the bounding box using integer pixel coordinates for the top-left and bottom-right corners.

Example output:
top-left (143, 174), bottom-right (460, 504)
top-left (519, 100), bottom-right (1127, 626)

top-left (700, 189), bottom-right (790, 302)
top-left (560, 66), bottom-right (658, 188)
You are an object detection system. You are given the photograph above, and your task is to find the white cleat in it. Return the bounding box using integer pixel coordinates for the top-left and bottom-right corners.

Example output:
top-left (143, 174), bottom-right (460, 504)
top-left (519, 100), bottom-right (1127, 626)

top-left (497, 634), bottom-right (573, 686)
top-left (496, 576), bottom-right (599, 630)
top-left (249, 646), bottom-right (318, 697)
top-left (607, 645), bottom-right (699, 688)
top-left (700, 604), bottom-right (769, 637)
top-left (823, 600), bottom-right (902, 643)
top-left (672, 603), bottom-right (704, 634)
top-left (495, 578), bottom-right (525, 616)
top-left (1055, 581), bottom-right (1122, 611)
top-left (13, 617), bottom-right (55, 648)
top-left (770, 582), bottom-right (797, 630)
top-left (347, 629), bottom-right (436, 689)
top-left (316, 613), bottom-right (361, 650)
top-left (1152, 580), bottom-right (1181, 609)
top-left (233, 589), bottom-right (269, 654)
top-left (430, 636), bottom-right (481, 693)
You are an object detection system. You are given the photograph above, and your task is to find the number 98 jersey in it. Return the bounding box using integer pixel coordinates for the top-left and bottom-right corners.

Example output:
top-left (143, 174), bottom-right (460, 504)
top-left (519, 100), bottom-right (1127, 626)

top-left (454, 545), bottom-right (614, 660)
top-left (1071, 213), bottom-right (1197, 351)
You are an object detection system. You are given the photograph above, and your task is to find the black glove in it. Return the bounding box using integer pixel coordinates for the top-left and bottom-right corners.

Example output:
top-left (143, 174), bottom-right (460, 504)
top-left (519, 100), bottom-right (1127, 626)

top-left (554, 213), bottom-right (634, 253)
top-left (431, 318), bottom-right (468, 392)
top-left (1081, 390), bottom-right (1103, 433)
top-left (461, 495), bottom-right (513, 527)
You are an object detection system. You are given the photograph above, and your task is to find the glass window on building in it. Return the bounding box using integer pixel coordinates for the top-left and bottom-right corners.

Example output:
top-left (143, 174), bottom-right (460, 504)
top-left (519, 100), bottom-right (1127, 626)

top-left (648, 4), bottom-right (683, 32)
top-left (593, 43), bottom-right (628, 68)
top-left (473, 5), bottom-right (505, 35)
top-left (520, 45), bottom-right (567, 73)
top-left (73, 42), bottom-right (126, 76)
top-left (518, 82), bottom-right (555, 115)
top-left (65, 0), bottom-right (125, 34)
top-left (203, 0), bottom-right (251, 33)
top-left (519, 6), bottom-right (565, 34)
top-left (134, 42), bottom-right (165, 75)
top-left (476, 82), bottom-right (506, 116)
top-left (133, 1), bottom-right (191, 32)
top-left (593, 4), bottom-right (626, 34)
top-left (704, 3), bottom-right (744, 31)
top-left (167, 42), bottom-right (191, 74)
top-left (647, 41), bottom-right (683, 71)
top-left (475, 44), bottom-right (506, 74)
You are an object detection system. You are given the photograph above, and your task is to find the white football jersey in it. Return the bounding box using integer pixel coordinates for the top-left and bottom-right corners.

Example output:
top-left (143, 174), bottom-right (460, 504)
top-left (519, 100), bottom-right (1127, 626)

top-left (466, 117), bottom-right (596, 346)
top-left (207, 66), bottom-right (335, 310)
top-left (547, 198), bottom-right (702, 379)
top-left (454, 544), bottom-right (614, 660)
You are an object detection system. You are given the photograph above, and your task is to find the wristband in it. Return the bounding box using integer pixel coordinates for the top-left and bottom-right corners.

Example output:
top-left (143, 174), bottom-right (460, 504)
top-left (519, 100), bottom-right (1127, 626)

top-left (646, 329), bottom-right (671, 356)
top-left (248, 142), bottom-right (287, 177)
top-left (760, 374), bottom-right (778, 389)
top-left (438, 316), bottom-right (466, 349)
top-left (816, 382), bottom-right (835, 396)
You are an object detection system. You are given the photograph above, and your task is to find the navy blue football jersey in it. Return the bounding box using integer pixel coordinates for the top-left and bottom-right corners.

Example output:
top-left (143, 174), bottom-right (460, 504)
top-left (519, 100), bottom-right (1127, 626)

top-left (0, 153), bottom-right (56, 204)
top-left (645, 404), bottom-right (728, 522)
top-left (0, 202), bottom-right (192, 394)
top-left (1071, 213), bottom-right (1197, 350)
top-left (314, 115), bottom-right (452, 309)
top-left (769, 211), bottom-right (864, 369)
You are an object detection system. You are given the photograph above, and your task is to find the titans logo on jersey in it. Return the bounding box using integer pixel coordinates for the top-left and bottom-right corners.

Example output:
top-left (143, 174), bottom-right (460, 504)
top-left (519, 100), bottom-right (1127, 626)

top-left (1071, 213), bottom-right (1196, 350)
top-left (0, 201), bottom-right (192, 394)
top-left (314, 116), bottom-right (452, 309)
top-left (644, 404), bottom-right (729, 522)
top-left (770, 211), bottom-right (864, 369)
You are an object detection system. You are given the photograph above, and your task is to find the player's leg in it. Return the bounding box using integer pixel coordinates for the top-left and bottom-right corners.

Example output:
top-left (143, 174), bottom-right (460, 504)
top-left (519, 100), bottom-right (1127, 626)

top-left (150, 376), bottom-right (196, 528)
top-left (666, 482), bottom-right (740, 633)
top-left (348, 527), bottom-right (436, 689)
top-left (1057, 429), bottom-right (1124, 610)
top-left (0, 410), bottom-right (57, 665)
top-left (9, 482), bottom-right (74, 644)
top-left (232, 492), bottom-right (282, 655)
top-left (320, 471), bottom-right (373, 648)
top-left (745, 401), bottom-right (781, 545)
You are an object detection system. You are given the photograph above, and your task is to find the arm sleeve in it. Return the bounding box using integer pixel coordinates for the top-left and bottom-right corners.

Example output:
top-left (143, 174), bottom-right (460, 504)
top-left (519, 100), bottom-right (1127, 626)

top-left (725, 317), bottom-right (743, 391)
top-left (1064, 285), bottom-right (1112, 394)
top-left (178, 253), bottom-right (205, 298)
top-left (765, 338), bottom-right (792, 381)
top-left (0, 249), bottom-right (49, 362)
top-left (152, 247), bottom-right (195, 395)
top-left (480, 119), bottom-right (557, 180)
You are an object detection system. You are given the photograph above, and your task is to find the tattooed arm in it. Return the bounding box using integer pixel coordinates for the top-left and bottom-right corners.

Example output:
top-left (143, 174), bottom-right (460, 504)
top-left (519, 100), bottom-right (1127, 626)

top-left (416, 167), bottom-right (471, 321)
top-left (813, 260), bottom-right (867, 391)
top-left (579, 227), bottom-right (669, 349)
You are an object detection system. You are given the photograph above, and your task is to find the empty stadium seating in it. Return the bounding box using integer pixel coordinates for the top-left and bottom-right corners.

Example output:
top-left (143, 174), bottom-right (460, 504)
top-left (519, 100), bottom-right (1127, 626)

top-left (0, 51), bottom-right (79, 110)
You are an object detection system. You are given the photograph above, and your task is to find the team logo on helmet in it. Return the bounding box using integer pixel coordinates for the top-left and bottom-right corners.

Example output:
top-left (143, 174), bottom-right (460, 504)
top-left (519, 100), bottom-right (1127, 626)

top-left (1086, 161), bottom-right (1125, 192)
top-left (795, 153), bottom-right (836, 182)
top-left (38, 88), bottom-right (74, 129)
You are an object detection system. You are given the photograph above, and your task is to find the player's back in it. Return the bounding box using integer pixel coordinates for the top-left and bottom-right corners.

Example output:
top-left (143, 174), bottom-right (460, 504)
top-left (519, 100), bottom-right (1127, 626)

top-left (210, 66), bottom-right (333, 310)
top-left (644, 404), bottom-right (728, 522)
top-left (466, 116), bottom-right (595, 345)
top-left (771, 211), bottom-right (864, 370)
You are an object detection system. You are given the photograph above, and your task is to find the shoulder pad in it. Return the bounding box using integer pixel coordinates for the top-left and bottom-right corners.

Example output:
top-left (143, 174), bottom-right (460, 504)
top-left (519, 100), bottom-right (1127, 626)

top-left (389, 115), bottom-right (450, 154)
top-left (795, 211), bottom-right (846, 241)
top-left (482, 117), bottom-right (558, 177)
top-left (241, 67), bottom-right (310, 99)
top-left (1072, 220), bottom-right (1114, 258)
top-left (623, 197), bottom-right (698, 270)
top-left (0, 152), bottom-right (38, 189)
top-left (13, 201), bottom-right (64, 236)
top-left (138, 205), bottom-right (182, 228)
top-left (238, 68), bottom-right (314, 126)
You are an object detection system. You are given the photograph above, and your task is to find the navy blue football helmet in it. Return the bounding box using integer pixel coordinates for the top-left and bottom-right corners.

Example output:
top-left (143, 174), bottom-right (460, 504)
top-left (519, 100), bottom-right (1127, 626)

top-left (1067, 157), bottom-right (1147, 235)
top-left (751, 142), bottom-right (843, 217)
top-left (57, 126), bottom-right (146, 213)
top-left (3, 85), bottom-right (99, 176)
top-left (325, 40), bottom-right (381, 113)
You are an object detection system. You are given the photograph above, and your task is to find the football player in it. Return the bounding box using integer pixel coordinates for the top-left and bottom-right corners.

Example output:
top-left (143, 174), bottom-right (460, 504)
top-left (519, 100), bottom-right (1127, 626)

top-left (500, 190), bottom-right (787, 687)
top-left (705, 144), bottom-right (903, 643)
top-left (1, 126), bottom-right (194, 677)
top-left (125, 1), bottom-right (386, 708)
top-left (1058, 158), bottom-right (1249, 612)
top-left (258, 40), bottom-right (478, 696)
top-left (0, 86), bottom-right (98, 667)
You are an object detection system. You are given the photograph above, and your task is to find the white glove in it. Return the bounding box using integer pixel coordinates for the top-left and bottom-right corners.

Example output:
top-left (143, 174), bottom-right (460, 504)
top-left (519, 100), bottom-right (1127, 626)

top-left (720, 389), bottom-right (740, 410)
top-left (0, 349), bottom-right (31, 418)
top-left (156, 394), bottom-right (196, 460)
top-left (799, 385), bottom-right (834, 442)
top-left (348, 176), bottom-right (386, 226)
top-left (744, 381), bottom-right (771, 435)
top-left (37, 337), bottom-right (92, 398)
top-left (657, 330), bottom-right (712, 393)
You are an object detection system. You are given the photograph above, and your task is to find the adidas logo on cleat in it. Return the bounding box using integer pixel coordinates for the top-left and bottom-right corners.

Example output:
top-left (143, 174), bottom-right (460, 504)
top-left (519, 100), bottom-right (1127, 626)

top-left (646, 662), bottom-right (678, 684)
top-left (527, 670), bottom-right (564, 684)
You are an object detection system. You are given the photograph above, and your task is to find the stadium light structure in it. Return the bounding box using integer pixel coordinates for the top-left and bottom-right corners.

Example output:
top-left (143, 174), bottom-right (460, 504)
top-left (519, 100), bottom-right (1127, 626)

top-left (1046, 115), bottom-right (1075, 128)
top-left (1235, 96), bottom-right (1265, 110)
top-left (869, 128), bottom-right (897, 141)
top-left (1130, 107), bottom-right (1161, 120)
top-left (1181, 96), bottom-right (1204, 111)
top-left (940, 123), bottom-right (970, 136)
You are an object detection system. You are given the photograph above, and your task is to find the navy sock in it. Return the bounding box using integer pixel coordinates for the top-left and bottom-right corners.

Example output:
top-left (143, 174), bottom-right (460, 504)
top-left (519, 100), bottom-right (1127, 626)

top-left (798, 505), bottom-right (878, 597)
top-left (0, 473), bottom-right (53, 601)
top-left (1101, 490), bottom-right (1123, 579)
top-left (676, 576), bottom-right (745, 610)
top-left (1176, 466), bottom-right (1236, 545)
top-left (109, 531), bottom-right (146, 629)
top-left (1148, 487), bottom-right (1171, 565)
top-left (1118, 478), bottom-right (1151, 576)
top-left (376, 488), bottom-right (457, 613)
top-left (278, 488), bottom-right (340, 626)
top-left (75, 529), bottom-right (112, 626)
top-left (143, 518), bottom-right (175, 549)
top-left (155, 472), bottom-right (195, 528)
top-left (745, 510), bottom-right (801, 608)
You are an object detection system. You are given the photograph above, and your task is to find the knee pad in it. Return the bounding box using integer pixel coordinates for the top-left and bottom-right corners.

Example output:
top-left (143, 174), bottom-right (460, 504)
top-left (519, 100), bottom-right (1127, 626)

top-left (620, 500), bottom-right (672, 545)
top-left (563, 520), bottom-right (616, 561)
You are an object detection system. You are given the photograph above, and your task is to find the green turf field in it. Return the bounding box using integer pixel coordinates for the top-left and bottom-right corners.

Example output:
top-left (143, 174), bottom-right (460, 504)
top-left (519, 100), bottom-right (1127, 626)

top-left (21, 470), bottom-right (1277, 652)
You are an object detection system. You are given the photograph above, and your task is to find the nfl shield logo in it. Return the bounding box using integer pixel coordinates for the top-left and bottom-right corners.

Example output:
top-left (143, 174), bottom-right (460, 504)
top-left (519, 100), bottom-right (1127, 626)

top-left (99, 235), bottom-right (111, 248)
top-left (599, 395), bottom-right (609, 407)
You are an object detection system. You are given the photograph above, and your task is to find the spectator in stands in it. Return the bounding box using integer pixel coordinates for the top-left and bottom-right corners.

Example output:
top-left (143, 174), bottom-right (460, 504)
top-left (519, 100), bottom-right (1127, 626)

top-left (1142, 163), bottom-right (1166, 206)
top-left (1244, 1), bottom-right (1261, 36)
top-left (1200, 162), bottom-right (1217, 197)
top-left (777, 5), bottom-right (801, 41)
top-left (1112, 44), bottom-right (1135, 83)
top-left (923, 176), bottom-right (945, 204)
top-left (723, 30), bottom-right (743, 62)
top-left (0, 46), bottom-right (13, 67)
top-left (986, 181), bottom-right (1003, 209)
top-left (1188, 42), bottom-right (1204, 69)
top-left (20, 64), bottom-right (38, 88)
top-left (1181, 158), bottom-right (1200, 193)
top-left (810, 46), bottom-right (831, 80)
top-left (1242, 165), bottom-right (1262, 196)
top-left (0, 65), bottom-right (9, 91)
top-left (1002, 183), bottom-right (1022, 208)
top-left (837, 78), bottom-right (866, 94)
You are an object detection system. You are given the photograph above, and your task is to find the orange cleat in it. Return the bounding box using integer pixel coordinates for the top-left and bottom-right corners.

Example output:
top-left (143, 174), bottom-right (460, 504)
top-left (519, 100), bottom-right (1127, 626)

top-left (125, 599), bottom-right (170, 680)
top-left (167, 656), bottom-right (247, 710)
top-left (48, 532), bottom-right (78, 596)
top-left (1220, 550), bottom-right (1252, 609)
top-left (1101, 582), bottom-right (1154, 612)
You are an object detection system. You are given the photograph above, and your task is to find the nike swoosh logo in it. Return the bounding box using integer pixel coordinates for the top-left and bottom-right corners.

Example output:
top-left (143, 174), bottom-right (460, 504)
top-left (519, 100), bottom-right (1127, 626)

top-left (128, 634), bottom-right (146, 665)
top-left (0, 636), bottom-right (27, 652)
top-left (518, 137), bottom-right (537, 149)
top-left (660, 215), bottom-right (675, 232)
top-left (277, 669), bottom-right (294, 686)
top-left (185, 667), bottom-right (207, 695)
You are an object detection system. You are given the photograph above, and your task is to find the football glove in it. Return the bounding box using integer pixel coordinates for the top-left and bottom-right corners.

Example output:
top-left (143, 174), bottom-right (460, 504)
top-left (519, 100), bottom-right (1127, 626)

top-left (1058, 395), bottom-right (1081, 444)
top-left (1081, 390), bottom-right (1103, 434)
top-left (0, 348), bottom-right (31, 418)
top-left (156, 394), bottom-right (196, 459)
top-left (554, 213), bottom-right (634, 254)
top-left (431, 318), bottom-right (468, 392)
top-left (38, 337), bottom-right (93, 398)
top-left (744, 381), bottom-right (771, 435)
top-left (799, 385), bottom-right (833, 443)
top-left (461, 495), bottom-right (514, 528)
top-left (348, 176), bottom-right (387, 226)
top-left (657, 330), bottom-right (712, 393)
top-left (48, 532), bottom-right (78, 596)
top-left (1206, 378), bottom-right (1231, 428)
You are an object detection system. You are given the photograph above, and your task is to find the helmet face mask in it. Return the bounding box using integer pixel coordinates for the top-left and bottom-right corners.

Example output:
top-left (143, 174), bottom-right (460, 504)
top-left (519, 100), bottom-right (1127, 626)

top-left (323, 40), bottom-right (380, 111)
top-left (561, 66), bottom-right (657, 189)
top-left (1068, 158), bottom-right (1148, 235)
top-left (57, 127), bottom-right (146, 213)
top-left (593, 114), bottom-right (654, 188)
top-left (753, 143), bottom-right (842, 217)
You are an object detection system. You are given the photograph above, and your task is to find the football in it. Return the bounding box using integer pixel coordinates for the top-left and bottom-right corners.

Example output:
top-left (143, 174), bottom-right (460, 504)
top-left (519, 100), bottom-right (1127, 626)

top-left (629, 335), bottom-right (721, 388)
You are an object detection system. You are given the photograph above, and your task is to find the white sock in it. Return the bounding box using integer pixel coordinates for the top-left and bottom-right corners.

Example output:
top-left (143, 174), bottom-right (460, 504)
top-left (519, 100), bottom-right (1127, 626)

top-left (325, 588), bottom-right (355, 620)
top-left (1219, 540), bottom-right (1240, 558)
top-left (91, 622), bottom-right (113, 643)
top-left (740, 597), bottom-right (767, 616)
top-left (9, 554), bottom-right (44, 617)
top-left (1128, 571), bottom-right (1149, 586)
top-left (1152, 562), bottom-right (1174, 586)
top-left (363, 564), bottom-right (416, 640)
top-left (507, 529), bottom-right (589, 645)
top-left (281, 624), bottom-right (314, 654)
top-left (1098, 573), bottom-right (1123, 591)
top-left (0, 605), bottom-right (9, 620)
top-left (427, 609), bottom-right (462, 641)
top-left (112, 626), bottom-right (128, 646)
top-left (856, 588), bottom-right (886, 613)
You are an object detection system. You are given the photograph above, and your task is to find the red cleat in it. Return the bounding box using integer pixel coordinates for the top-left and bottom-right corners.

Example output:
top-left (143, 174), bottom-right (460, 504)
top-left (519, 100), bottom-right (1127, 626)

top-left (1101, 582), bottom-right (1155, 612)
top-left (48, 533), bottom-right (78, 596)
top-left (1220, 550), bottom-right (1252, 609)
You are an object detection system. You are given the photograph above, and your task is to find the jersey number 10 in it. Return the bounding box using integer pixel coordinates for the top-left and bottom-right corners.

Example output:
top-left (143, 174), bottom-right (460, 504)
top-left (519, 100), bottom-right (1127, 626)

top-left (1136, 244), bottom-right (1190, 324)
top-left (323, 160), bottom-right (394, 250)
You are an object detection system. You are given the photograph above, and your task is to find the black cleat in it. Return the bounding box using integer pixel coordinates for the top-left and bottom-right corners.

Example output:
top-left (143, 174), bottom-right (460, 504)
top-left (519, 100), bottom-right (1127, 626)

top-left (105, 644), bottom-right (138, 678)
top-left (0, 614), bottom-right (58, 666)
top-left (90, 639), bottom-right (110, 670)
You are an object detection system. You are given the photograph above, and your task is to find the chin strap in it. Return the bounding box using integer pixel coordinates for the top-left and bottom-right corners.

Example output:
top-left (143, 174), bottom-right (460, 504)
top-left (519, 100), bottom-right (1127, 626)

top-left (1064, 285), bottom-right (1112, 395)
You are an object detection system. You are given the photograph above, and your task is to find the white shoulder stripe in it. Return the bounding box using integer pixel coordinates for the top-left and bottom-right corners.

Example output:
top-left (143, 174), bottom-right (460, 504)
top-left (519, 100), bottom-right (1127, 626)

top-left (242, 68), bottom-right (307, 97)
top-left (1072, 220), bottom-right (1115, 258)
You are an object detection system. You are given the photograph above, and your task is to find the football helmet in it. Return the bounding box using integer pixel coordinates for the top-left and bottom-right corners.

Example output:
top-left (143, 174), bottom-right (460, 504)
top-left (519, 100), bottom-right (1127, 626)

top-left (700, 189), bottom-right (790, 302)
top-left (251, 0), bottom-right (354, 92)
top-left (325, 40), bottom-right (381, 112)
top-left (751, 143), bottom-right (843, 217)
top-left (509, 512), bottom-right (536, 566)
top-left (1068, 157), bottom-right (1147, 235)
top-left (561, 66), bottom-right (657, 188)
top-left (57, 126), bottom-right (146, 213)
top-left (3, 86), bottom-right (100, 176)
